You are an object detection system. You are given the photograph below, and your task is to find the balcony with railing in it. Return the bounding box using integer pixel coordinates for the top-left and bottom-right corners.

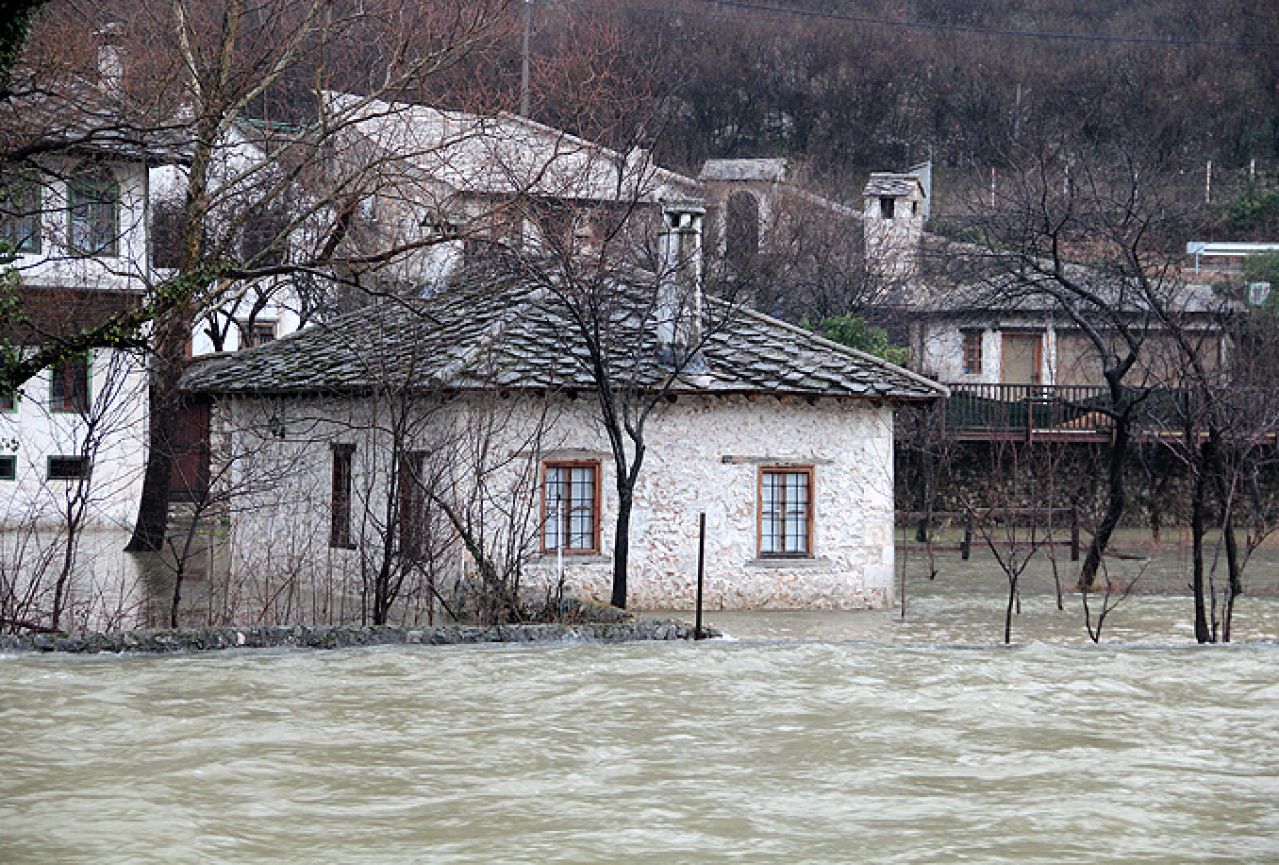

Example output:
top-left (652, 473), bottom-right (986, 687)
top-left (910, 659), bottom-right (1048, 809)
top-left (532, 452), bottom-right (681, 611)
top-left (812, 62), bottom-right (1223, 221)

top-left (942, 383), bottom-right (1116, 441)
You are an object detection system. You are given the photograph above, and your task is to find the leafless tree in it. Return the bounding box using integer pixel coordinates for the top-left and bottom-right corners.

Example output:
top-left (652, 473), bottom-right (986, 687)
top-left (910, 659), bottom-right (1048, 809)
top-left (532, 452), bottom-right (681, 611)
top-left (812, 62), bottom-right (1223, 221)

top-left (0, 0), bottom-right (521, 554)
top-left (961, 120), bottom-right (1204, 591)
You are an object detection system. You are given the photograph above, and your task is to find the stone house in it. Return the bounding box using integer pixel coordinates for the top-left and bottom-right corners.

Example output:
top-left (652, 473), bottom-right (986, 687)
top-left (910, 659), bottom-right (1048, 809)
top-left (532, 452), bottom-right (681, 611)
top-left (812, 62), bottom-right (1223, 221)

top-left (323, 91), bottom-right (702, 290)
top-left (180, 207), bottom-right (946, 611)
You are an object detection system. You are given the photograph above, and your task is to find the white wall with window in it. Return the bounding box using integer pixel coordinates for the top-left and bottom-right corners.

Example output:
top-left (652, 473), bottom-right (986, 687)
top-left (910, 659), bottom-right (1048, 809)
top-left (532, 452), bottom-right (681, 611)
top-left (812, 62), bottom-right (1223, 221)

top-left (0, 156), bottom-right (150, 292)
top-left (0, 348), bottom-right (149, 528)
top-left (0, 154), bottom-right (153, 530)
top-left (213, 390), bottom-right (898, 611)
top-left (517, 394), bottom-right (897, 610)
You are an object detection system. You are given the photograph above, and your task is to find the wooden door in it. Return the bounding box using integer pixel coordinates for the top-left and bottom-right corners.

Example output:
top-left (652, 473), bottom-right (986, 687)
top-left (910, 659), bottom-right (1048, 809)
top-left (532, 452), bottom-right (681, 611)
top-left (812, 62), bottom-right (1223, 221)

top-left (1001, 333), bottom-right (1042, 386)
top-left (168, 398), bottom-right (210, 501)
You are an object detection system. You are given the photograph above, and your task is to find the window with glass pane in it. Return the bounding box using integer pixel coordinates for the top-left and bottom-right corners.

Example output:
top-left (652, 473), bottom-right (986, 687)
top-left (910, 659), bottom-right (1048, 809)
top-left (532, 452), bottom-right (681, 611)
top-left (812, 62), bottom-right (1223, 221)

top-left (0, 174), bottom-right (41, 254)
top-left (68, 167), bottom-right (119, 256)
top-left (50, 355), bottom-right (89, 413)
top-left (759, 467), bottom-right (813, 557)
top-left (543, 462), bottom-right (599, 553)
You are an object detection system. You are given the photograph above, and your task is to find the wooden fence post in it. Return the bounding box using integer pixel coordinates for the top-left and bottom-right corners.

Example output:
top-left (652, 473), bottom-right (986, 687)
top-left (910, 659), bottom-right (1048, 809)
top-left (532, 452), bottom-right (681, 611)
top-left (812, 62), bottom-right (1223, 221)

top-left (962, 508), bottom-right (974, 560)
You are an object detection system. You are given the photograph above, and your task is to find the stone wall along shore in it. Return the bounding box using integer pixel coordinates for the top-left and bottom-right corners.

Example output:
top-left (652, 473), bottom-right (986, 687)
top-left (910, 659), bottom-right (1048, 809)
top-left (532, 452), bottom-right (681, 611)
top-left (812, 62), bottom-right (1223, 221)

top-left (0, 620), bottom-right (721, 655)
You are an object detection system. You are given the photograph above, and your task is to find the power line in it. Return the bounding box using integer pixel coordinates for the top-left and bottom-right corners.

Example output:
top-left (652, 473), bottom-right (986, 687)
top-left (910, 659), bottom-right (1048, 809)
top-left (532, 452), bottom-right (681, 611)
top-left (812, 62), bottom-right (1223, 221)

top-left (619, 0), bottom-right (1279, 50)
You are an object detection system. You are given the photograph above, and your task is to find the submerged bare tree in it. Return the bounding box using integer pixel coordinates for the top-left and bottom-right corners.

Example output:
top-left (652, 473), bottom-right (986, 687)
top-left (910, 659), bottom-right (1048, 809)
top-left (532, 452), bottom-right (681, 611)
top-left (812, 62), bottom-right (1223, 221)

top-left (962, 112), bottom-right (1206, 591)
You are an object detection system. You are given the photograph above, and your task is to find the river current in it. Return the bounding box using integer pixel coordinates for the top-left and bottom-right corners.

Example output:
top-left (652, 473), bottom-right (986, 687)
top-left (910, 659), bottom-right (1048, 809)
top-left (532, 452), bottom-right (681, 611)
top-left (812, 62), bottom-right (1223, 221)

top-left (3, 556), bottom-right (1278, 863)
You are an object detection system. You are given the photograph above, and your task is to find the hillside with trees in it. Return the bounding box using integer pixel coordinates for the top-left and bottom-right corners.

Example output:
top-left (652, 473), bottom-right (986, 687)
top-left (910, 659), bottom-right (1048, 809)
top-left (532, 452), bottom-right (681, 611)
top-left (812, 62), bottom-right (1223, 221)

top-left (504, 0), bottom-right (1279, 237)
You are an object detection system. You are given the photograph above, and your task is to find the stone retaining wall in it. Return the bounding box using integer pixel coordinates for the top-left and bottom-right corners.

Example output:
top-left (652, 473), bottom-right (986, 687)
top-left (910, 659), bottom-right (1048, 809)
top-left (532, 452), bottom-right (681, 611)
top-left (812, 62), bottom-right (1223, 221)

top-left (0, 620), bottom-right (719, 655)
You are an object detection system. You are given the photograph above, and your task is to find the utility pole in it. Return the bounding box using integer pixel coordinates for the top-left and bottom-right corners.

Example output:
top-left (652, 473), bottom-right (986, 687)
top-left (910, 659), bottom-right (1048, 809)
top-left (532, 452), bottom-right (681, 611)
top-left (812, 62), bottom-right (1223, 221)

top-left (520, 0), bottom-right (533, 117)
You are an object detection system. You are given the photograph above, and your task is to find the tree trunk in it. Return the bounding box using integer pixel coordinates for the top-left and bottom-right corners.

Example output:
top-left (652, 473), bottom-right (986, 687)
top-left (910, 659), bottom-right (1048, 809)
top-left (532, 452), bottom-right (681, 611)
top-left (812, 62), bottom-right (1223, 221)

top-left (1078, 414), bottom-right (1129, 590)
top-left (125, 319), bottom-right (187, 551)
top-left (1221, 516), bottom-right (1240, 643)
top-left (1004, 577), bottom-right (1017, 644)
top-left (610, 488), bottom-right (633, 609)
top-left (1190, 460), bottom-right (1212, 644)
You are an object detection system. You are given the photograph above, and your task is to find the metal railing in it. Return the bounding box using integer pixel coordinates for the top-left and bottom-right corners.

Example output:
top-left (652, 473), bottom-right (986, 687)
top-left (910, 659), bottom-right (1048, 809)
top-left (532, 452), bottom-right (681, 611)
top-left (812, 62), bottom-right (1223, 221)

top-left (944, 382), bottom-right (1113, 436)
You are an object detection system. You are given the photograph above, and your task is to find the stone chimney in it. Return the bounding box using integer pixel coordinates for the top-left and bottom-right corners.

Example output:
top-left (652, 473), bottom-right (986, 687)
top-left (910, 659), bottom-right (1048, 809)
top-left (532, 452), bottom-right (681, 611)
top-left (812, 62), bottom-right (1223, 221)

top-left (656, 199), bottom-right (705, 366)
top-left (862, 170), bottom-right (926, 282)
top-left (95, 21), bottom-right (125, 96)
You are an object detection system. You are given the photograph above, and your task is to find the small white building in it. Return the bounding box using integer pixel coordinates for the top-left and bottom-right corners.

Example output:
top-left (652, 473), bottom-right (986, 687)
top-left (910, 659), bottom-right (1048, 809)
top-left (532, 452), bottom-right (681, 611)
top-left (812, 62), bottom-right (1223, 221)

top-left (180, 240), bottom-right (946, 611)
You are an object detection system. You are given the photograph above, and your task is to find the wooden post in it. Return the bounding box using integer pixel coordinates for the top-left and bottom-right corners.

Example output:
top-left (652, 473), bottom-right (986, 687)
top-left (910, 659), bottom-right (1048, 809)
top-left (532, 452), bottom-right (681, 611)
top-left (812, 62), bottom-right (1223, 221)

top-left (962, 508), bottom-right (974, 560)
top-left (694, 512), bottom-right (706, 640)
top-left (1070, 504), bottom-right (1080, 562)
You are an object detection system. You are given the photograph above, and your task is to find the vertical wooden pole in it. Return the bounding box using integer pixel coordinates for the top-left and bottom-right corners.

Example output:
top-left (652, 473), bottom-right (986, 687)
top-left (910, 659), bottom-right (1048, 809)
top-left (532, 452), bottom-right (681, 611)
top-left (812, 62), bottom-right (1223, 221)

top-left (962, 508), bottom-right (973, 560)
top-left (695, 512), bottom-right (706, 640)
top-left (1070, 504), bottom-right (1081, 562)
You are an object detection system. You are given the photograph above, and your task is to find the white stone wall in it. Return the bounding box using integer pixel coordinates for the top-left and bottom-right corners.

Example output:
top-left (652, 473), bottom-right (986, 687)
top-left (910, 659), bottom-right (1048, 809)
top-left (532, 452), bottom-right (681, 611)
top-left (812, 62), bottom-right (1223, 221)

top-left (6, 158), bottom-right (151, 292)
top-left (919, 319), bottom-right (1054, 385)
top-left (519, 395), bottom-right (896, 611)
top-left (220, 391), bottom-right (898, 612)
top-left (0, 349), bottom-right (149, 529)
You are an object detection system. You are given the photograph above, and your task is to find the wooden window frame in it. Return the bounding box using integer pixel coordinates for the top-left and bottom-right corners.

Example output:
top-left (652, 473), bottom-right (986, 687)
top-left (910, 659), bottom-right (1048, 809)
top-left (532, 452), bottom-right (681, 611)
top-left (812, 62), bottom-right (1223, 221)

top-left (541, 460), bottom-right (602, 555)
top-left (238, 319), bottom-right (278, 350)
top-left (397, 449), bottom-right (428, 561)
top-left (0, 454), bottom-right (15, 481)
top-left (330, 443), bottom-right (355, 549)
top-left (50, 354), bottom-right (90, 413)
top-left (757, 466), bottom-right (815, 559)
top-left (962, 329), bottom-right (983, 376)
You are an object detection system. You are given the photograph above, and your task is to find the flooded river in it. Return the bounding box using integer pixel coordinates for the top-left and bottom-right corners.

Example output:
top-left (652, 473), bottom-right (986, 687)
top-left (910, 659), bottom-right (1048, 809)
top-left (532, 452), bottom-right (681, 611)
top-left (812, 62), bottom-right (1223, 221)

top-left (3, 552), bottom-right (1278, 863)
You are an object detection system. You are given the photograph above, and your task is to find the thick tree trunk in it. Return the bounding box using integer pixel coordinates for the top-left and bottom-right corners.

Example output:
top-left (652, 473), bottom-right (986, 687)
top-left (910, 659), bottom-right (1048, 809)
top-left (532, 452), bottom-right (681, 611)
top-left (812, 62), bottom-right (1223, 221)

top-left (125, 318), bottom-right (188, 552)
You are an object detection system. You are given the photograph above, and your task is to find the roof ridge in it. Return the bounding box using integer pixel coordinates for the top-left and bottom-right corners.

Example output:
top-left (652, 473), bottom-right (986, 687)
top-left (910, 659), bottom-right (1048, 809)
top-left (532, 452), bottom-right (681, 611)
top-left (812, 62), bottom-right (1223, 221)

top-left (704, 296), bottom-right (948, 397)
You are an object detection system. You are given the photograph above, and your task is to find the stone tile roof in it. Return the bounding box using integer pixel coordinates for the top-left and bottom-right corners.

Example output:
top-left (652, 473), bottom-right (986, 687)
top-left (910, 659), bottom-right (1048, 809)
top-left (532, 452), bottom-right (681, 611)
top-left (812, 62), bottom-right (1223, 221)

top-left (863, 173), bottom-right (924, 199)
top-left (699, 159), bottom-right (789, 183)
top-left (912, 236), bottom-right (1231, 317)
top-left (181, 280), bottom-right (947, 402)
top-left (326, 92), bottom-right (699, 203)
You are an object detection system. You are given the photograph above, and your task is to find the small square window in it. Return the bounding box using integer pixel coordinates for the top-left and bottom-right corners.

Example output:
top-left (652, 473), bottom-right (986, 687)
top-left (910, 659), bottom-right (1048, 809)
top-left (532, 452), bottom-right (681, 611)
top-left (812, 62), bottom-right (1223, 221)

top-left (543, 461), bottom-right (600, 554)
top-left (0, 388), bottom-right (14, 412)
top-left (239, 320), bottom-right (277, 349)
top-left (962, 330), bottom-right (983, 375)
top-left (47, 455), bottom-right (90, 480)
top-left (759, 467), bottom-right (813, 558)
top-left (0, 455), bottom-right (15, 480)
top-left (879, 196), bottom-right (895, 219)
top-left (50, 355), bottom-right (90, 413)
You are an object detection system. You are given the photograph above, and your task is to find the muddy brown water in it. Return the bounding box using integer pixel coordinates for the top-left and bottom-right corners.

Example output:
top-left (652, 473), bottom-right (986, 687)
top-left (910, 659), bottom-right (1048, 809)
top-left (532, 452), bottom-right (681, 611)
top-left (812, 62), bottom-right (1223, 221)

top-left (2, 537), bottom-right (1277, 863)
